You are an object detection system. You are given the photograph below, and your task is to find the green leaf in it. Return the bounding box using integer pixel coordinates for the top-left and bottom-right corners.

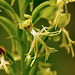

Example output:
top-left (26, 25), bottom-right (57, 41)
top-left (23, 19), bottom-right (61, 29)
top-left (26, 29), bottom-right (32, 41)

top-left (32, 1), bottom-right (49, 23)
top-left (25, 0), bottom-right (33, 3)
top-left (11, 0), bottom-right (15, 6)
top-left (29, 65), bottom-right (36, 75)
top-left (0, 16), bottom-right (17, 36)
top-left (6, 50), bottom-right (15, 63)
top-left (0, 16), bottom-right (17, 52)
top-left (39, 6), bottom-right (57, 20)
top-left (32, 1), bottom-right (58, 24)
top-left (0, 0), bottom-right (20, 24)
top-left (9, 64), bottom-right (17, 75)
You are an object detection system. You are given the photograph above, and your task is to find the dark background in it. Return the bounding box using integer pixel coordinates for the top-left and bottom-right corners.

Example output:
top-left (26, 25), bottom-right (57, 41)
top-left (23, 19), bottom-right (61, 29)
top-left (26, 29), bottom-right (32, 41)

top-left (0, 0), bottom-right (75, 75)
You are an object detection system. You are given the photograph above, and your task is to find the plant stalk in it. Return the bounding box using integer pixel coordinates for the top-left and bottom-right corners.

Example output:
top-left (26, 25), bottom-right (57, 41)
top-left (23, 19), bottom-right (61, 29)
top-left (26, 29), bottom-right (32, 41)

top-left (18, 0), bottom-right (29, 75)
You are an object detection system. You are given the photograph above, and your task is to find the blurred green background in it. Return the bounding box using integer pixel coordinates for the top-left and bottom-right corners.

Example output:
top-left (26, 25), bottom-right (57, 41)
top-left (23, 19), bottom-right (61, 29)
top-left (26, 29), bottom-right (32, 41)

top-left (0, 0), bottom-right (75, 75)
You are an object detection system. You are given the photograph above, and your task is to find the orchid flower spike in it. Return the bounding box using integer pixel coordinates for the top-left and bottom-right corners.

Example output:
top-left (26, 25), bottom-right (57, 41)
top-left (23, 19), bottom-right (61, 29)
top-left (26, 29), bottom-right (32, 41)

top-left (19, 14), bottom-right (62, 67)
top-left (0, 46), bottom-right (10, 73)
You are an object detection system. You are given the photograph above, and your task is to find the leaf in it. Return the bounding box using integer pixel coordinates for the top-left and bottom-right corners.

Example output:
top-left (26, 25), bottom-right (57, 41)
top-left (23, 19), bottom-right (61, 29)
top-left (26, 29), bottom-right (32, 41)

top-left (0, 16), bottom-right (17, 36)
top-left (32, 1), bottom-right (50, 23)
top-left (9, 64), bottom-right (17, 75)
top-left (32, 1), bottom-right (58, 24)
top-left (39, 6), bottom-right (57, 20)
top-left (11, 0), bottom-right (15, 6)
top-left (6, 50), bottom-right (15, 63)
top-left (0, 0), bottom-right (20, 24)
top-left (0, 16), bottom-right (17, 52)
top-left (29, 65), bottom-right (36, 75)
top-left (25, 0), bottom-right (33, 3)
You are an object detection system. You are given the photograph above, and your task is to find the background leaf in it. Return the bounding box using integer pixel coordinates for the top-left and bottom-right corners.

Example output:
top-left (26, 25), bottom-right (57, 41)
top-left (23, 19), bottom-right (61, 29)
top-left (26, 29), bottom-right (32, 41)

top-left (32, 1), bottom-right (58, 24)
top-left (0, 16), bottom-right (17, 35)
top-left (0, 0), bottom-right (20, 24)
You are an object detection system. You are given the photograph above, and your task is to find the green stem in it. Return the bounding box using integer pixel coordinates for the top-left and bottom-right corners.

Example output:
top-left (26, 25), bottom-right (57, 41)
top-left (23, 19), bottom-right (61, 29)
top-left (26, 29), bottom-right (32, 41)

top-left (20, 41), bottom-right (29, 75)
top-left (63, 0), bottom-right (68, 18)
top-left (18, 0), bottom-right (29, 75)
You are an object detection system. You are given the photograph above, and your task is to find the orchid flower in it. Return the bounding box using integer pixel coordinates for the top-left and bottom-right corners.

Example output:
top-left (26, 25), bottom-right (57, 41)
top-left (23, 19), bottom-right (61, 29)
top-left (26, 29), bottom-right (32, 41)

top-left (0, 46), bottom-right (10, 73)
top-left (60, 28), bottom-right (75, 57)
top-left (37, 61), bottom-right (57, 75)
top-left (19, 14), bottom-right (62, 67)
